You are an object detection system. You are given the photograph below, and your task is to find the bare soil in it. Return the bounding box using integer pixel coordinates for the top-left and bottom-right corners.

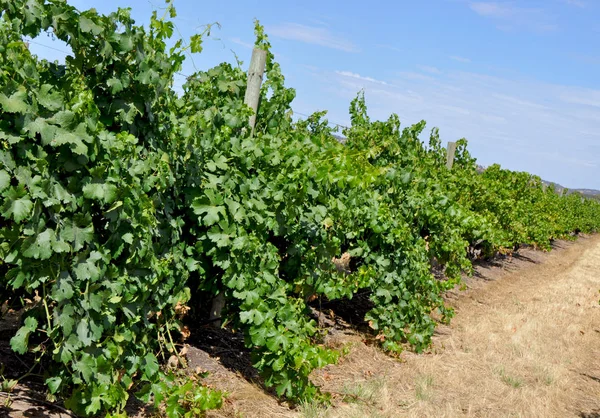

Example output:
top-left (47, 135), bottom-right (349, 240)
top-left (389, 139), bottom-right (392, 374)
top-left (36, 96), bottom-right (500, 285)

top-left (2, 236), bottom-right (600, 417)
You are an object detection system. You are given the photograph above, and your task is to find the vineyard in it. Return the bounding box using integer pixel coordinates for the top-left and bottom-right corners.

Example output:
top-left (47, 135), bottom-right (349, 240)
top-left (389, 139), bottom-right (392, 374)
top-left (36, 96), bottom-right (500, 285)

top-left (1, 1), bottom-right (600, 417)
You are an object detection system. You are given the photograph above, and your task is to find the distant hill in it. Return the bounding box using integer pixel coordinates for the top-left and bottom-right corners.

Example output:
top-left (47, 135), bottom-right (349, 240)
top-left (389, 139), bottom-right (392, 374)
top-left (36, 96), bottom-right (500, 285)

top-left (541, 182), bottom-right (600, 198)
top-left (333, 134), bottom-right (346, 144)
top-left (573, 189), bottom-right (600, 197)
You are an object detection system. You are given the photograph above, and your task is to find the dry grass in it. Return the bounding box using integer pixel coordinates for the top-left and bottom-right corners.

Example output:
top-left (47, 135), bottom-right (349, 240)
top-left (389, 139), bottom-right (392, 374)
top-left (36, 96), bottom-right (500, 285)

top-left (303, 235), bottom-right (600, 418)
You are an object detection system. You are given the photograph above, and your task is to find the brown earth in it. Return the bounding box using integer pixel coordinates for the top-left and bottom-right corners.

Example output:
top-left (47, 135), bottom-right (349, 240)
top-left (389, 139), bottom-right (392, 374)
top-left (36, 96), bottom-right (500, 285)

top-left (2, 236), bottom-right (600, 417)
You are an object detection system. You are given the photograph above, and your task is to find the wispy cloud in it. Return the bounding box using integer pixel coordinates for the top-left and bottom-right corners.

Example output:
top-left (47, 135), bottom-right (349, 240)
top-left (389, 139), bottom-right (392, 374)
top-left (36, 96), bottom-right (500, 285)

top-left (492, 93), bottom-right (549, 109)
top-left (450, 55), bottom-right (472, 63)
top-left (468, 2), bottom-right (558, 33)
top-left (230, 37), bottom-right (253, 49)
top-left (469, 2), bottom-right (512, 17)
top-left (335, 70), bottom-right (388, 85)
top-left (375, 44), bottom-right (404, 53)
top-left (267, 23), bottom-right (359, 52)
top-left (397, 72), bottom-right (436, 82)
top-left (307, 18), bottom-right (329, 27)
top-left (559, 87), bottom-right (600, 108)
top-left (440, 104), bottom-right (471, 115)
top-left (418, 65), bottom-right (442, 74)
top-left (563, 0), bottom-right (586, 7)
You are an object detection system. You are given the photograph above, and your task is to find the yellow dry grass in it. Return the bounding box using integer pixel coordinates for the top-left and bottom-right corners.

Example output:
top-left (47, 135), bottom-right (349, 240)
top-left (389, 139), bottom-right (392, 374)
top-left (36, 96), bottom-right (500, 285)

top-left (304, 235), bottom-right (600, 418)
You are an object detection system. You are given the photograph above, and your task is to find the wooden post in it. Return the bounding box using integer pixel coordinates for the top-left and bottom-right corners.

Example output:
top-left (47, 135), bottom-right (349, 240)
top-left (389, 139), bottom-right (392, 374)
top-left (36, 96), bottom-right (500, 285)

top-left (244, 47), bottom-right (267, 134)
top-left (209, 293), bottom-right (225, 328)
top-left (446, 141), bottom-right (457, 170)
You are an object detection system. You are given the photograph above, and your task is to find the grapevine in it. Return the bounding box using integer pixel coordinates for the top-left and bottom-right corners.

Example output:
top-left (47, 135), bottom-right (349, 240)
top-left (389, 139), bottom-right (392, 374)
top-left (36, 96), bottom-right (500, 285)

top-left (1, 1), bottom-right (599, 416)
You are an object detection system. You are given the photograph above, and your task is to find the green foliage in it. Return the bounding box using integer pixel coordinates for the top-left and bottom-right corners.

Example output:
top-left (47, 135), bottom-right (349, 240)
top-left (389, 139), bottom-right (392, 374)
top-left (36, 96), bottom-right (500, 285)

top-left (0, 0), bottom-right (217, 415)
top-left (1, 1), bottom-right (600, 417)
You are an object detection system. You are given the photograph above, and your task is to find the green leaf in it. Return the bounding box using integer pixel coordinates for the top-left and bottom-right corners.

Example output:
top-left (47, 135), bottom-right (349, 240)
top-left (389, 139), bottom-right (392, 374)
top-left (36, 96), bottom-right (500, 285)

top-left (206, 155), bottom-right (229, 172)
top-left (24, 117), bottom-right (57, 144)
top-left (190, 34), bottom-right (203, 53)
top-left (1, 189), bottom-right (33, 223)
top-left (52, 273), bottom-right (74, 302)
top-left (192, 201), bottom-right (225, 226)
top-left (239, 309), bottom-right (266, 325)
top-left (249, 325), bottom-right (267, 346)
top-left (206, 229), bottom-right (231, 248)
top-left (56, 304), bottom-right (76, 336)
top-left (79, 16), bottom-right (103, 35)
top-left (0, 131), bottom-right (22, 144)
top-left (38, 84), bottom-right (63, 111)
top-left (0, 170), bottom-right (10, 192)
top-left (0, 88), bottom-right (28, 113)
top-left (22, 229), bottom-right (56, 260)
top-left (52, 240), bottom-right (71, 254)
top-left (51, 128), bottom-right (88, 155)
top-left (224, 113), bottom-right (242, 128)
top-left (143, 353), bottom-right (159, 378)
top-left (10, 317), bottom-right (38, 354)
top-left (50, 111), bottom-right (75, 127)
top-left (9, 271), bottom-right (26, 289)
top-left (225, 198), bottom-right (246, 222)
top-left (86, 386), bottom-right (103, 415)
top-left (46, 377), bottom-right (62, 394)
top-left (62, 216), bottom-right (94, 251)
top-left (107, 77), bottom-right (124, 94)
top-left (266, 333), bottom-right (288, 352)
top-left (73, 252), bottom-right (103, 282)
top-left (73, 353), bottom-right (96, 383)
top-left (118, 34), bottom-right (134, 52)
top-left (83, 182), bottom-right (118, 204)
top-left (76, 318), bottom-right (93, 347)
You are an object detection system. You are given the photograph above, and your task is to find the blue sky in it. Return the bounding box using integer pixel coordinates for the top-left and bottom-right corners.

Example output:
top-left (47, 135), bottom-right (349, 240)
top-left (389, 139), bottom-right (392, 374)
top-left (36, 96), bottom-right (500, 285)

top-left (28, 0), bottom-right (600, 189)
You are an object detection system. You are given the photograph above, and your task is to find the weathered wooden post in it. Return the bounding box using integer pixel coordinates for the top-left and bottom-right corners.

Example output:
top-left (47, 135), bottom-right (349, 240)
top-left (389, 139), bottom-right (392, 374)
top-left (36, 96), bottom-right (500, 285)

top-left (446, 141), bottom-right (457, 170)
top-left (209, 48), bottom-right (267, 328)
top-left (243, 47), bottom-right (267, 135)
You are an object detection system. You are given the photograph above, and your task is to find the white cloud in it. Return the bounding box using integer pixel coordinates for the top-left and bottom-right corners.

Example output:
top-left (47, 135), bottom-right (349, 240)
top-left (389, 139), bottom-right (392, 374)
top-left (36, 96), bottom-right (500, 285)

top-left (450, 55), bottom-right (472, 63)
top-left (267, 23), bottom-right (359, 52)
top-left (230, 37), bottom-right (253, 49)
top-left (335, 70), bottom-right (388, 85)
top-left (308, 18), bottom-right (330, 27)
top-left (376, 44), bottom-right (403, 53)
top-left (397, 72), bottom-right (436, 82)
top-left (468, 2), bottom-right (558, 33)
top-left (469, 2), bottom-right (512, 17)
top-left (418, 65), bottom-right (442, 74)
top-left (479, 113), bottom-right (507, 124)
top-left (563, 0), bottom-right (586, 7)
top-left (440, 104), bottom-right (471, 115)
top-left (559, 88), bottom-right (600, 108)
top-left (492, 93), bottom-right (549, 109)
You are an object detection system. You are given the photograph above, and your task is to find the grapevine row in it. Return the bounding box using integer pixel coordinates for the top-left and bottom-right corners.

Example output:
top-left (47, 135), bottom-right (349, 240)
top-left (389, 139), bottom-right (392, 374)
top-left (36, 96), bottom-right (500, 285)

top-left (1, 1), bottom-right (599, 416)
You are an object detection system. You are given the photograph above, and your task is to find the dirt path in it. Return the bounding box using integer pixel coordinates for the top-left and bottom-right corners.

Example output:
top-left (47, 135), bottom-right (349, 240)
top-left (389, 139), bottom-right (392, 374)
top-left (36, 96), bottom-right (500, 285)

top-left (3, 236), bottom-right (600, 417)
